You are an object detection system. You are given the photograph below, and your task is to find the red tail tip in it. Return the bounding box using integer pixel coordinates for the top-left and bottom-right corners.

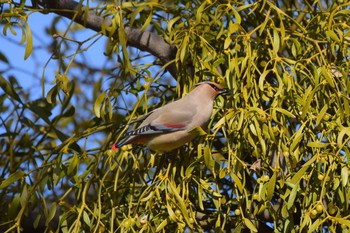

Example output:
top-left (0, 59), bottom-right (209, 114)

top-left (112, 144), bottom-right (119, 151)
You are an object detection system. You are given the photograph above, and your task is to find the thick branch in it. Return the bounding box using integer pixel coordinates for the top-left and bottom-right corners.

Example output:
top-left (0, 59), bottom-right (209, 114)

top-left (38, 0), bottom-right (178, 78)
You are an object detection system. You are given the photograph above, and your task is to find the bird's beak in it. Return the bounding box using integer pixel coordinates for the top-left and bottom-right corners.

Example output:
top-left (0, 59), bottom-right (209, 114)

top-left (219, 88), bottom-right (230, 96)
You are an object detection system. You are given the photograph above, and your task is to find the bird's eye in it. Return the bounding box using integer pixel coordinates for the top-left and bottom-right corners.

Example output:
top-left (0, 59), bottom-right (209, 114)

top-left (209, 83), bottom-right (221, 92)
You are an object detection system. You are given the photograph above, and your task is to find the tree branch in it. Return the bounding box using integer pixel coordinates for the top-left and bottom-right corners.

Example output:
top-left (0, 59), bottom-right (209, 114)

top-left (38, 0), bottom-right (178, 78)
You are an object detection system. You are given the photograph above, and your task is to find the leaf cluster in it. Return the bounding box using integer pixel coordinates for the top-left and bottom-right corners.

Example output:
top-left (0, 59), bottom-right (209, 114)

top-left (1, 0), bottom-right (350, 232)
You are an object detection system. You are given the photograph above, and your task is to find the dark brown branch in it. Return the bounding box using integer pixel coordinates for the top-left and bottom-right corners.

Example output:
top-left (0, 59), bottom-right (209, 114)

top-left (38, 0), bottom-right (178, 78)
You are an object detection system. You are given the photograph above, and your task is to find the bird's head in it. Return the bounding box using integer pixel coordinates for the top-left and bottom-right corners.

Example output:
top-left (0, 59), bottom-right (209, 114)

top-left (195, 81), bottom-right (229, 98)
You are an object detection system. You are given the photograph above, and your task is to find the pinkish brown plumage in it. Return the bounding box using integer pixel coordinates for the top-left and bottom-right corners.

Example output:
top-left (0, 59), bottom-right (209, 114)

top-left (114, 82), bottom-right (228, 152)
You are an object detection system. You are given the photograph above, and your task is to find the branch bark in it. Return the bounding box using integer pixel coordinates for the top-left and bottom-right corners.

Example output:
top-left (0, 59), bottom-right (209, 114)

top-left (38, 0), bottom-right (178, 78)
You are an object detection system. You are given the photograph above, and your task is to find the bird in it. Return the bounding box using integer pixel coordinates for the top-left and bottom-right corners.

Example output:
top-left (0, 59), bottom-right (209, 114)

top-left (113, 81), bottom-right (228, 152)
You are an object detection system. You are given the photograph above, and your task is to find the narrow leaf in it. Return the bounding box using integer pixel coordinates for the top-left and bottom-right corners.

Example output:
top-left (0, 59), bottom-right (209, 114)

top-left (0, 171), bottom-right (25, 189)
top-left (244, 218), bottom-right (258, 232)
top-left (258, 69), bottom-right (271, 91)
top-left (316, 104), bottom-right (328, 126)
top-left (0, 75), bottom-right (23, 103)
top-left (337, 127), bottom-right (350, 149)
top-left (266, 172), bottom-right (276, 201)
top-left (24, 22), bottom-right (33, 60)
top-left (307, 141), bottom-right (329, 148)
top-left (341, 166), bottom-right (349, 187)
top-left (45, 202), bottom-right (57, 226)
top-left (156, 218), bottom-right (169, 232)
top-left (94, 91), bottom-right (105, 118)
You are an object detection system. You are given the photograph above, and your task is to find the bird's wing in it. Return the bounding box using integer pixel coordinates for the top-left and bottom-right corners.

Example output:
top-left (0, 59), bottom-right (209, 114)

top-left (127, 106), bottom-right (196, 136)
top-left (115, 118), bottom-right (188, 148)
top-left (141, 98), bottom-right (198, 131)
top-left (115, 98), bottom-right (198, 148)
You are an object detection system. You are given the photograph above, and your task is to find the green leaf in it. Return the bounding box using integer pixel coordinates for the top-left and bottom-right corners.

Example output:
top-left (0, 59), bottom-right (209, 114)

top-left (0, 51), bottom-right (9, 64)
top-left (94, 91), bottom-right (105, 118)
top-left (156, 218), bottom-right (169, 232)
top-left (258, 69), bottom-right (271, 91)
top-left (169, 181), bottom-right (192, 227)
top-left (67, 153), bottom-right (79, 175)
top-left (272, 27), bottom-right (280, 54)
top-left (24, 22), bottom-right (33, 60)
top-left (287, 183), bottom-right (298, 210)
top-left (266, 171), bottom-right (276, 201)
top-left (203, 144), bottom-right (214, 172)
top-left (290, 122), bottom-right (305, 153)
top-left (46, 85), bottom-right (58, 104)
top-left (244, 218), bottom-right (257, 232)
top-left (179, 35), bottom-right (189, 62)
top-left (166, 201), bottom-right (177, 221)
top-left (273, 108), bottom-right (296, 118)
top-left (167, 16), bottom-right (181, 32)
top-left (0, 75), bottom-right (23, 103)
top-left (326, 30), bottom-right (340, 43)
top-left (307, 141), bottom-right (329, 148)
top-left (290, 155), bottom-right (317, 184)
top-left (224, 37), bottom-right (232, 50)
top-left (316, 104), bottom-right (328, 126)
top-left (198, 183), bottom-right (204, 210)
top-left (300, 212), bottom-right (310, 232)
top-left (107, 96), bottom-right (113, 121)
top-left (341, 166), bottom-right (349, 187)
top-left (0, 171), bottom-right (25, 189)
top-left (301, 85), bottom-right (314, 119)
top-left (236, 109), bottom-right (245, 131)
top-left (140, 12), bottom-right (152, 32)
top-left (335, 217), bottom-right (350, 228)
top-left (231, 7), bottom-right (242, 25)
top-left (185, 161), bottom-right (196, 179)
top-left (230, 171), bottom-right (244, 193)
top-left (188, 126), bottom-right (207, 136)
top-left (215, 214), bottom-right (221, 228)
top-left (8, 195), bottom-right (21, 219)
top-left (83, 211), bottom-right (91, 227)
top-left (62, 106), bottom-right (75, 118)
top-left (129, 4), bottom-right (146, 26)
top-left (33, 214), bottom-right (41, 229)
top-left (195, 1), bottom-right (206, 24)
top-left (321, 66), bottom-right (335, 88)
top-left (46, 202), bottom-right (57, 226)
top-left (26, 99), bottom-right (52, 124)
top-left (308, 218), bottom-right (323, 232)
top-left (337, 127), bottom-right (350, 149)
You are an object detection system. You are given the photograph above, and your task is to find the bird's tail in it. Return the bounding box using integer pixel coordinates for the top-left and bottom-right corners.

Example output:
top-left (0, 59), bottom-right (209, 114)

top-left (112, 138), bottom-right (128, 151)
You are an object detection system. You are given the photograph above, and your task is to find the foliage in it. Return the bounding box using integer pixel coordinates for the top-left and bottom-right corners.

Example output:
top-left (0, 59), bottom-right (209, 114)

top-left (1, 0), bottom-right (350, 232)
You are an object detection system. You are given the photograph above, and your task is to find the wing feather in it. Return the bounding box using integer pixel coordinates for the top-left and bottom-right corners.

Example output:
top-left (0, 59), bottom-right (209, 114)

top-left (116, 96), bottom-right (199, 148)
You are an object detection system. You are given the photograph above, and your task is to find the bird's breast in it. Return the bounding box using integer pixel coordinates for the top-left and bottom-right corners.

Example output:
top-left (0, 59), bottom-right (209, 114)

top-left (147, 130), bottom-right (196, 152)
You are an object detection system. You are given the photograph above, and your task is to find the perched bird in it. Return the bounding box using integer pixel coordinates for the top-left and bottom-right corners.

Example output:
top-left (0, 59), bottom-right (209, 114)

top-left (113, 81), bottom-right (228, 152)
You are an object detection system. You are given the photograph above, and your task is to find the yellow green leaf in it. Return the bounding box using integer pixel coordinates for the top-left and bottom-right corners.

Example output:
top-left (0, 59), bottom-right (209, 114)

top-left (24, 22), bottom-right (33, 60)
top-left (341, 166), bottom-right (349, 187)
top-left (156, 218), bottom-right (169, 232)
top-left (337, 127), bottom-right (350, 149)
top-left (94, 91), bottom-right (105, 118)
top-left (307, 141), bottom-right (329, 148)
top-left (266, 171), bottom-right (276, 201)
top-left (244, 218), bottom-right (257, 232)
top-left (0, 171), bottom-right (25, 189)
